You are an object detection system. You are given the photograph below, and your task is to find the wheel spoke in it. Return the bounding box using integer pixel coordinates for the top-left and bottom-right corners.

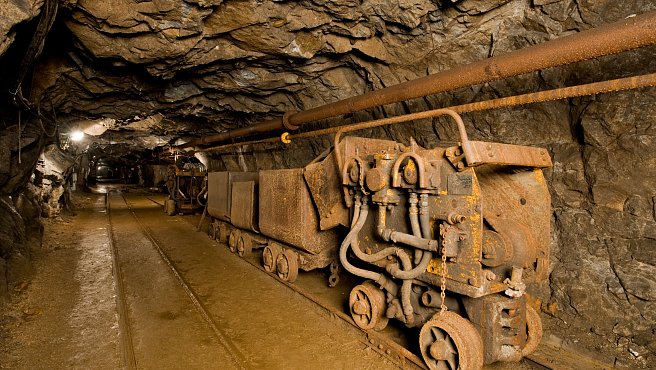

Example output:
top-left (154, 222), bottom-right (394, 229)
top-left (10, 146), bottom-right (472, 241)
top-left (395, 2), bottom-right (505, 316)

top-left (445, 336), bottom-right (457, 354)
top-left (445, 354), bottom-right (457, 370)
top-left (431, 326), bottom-right (445, 341)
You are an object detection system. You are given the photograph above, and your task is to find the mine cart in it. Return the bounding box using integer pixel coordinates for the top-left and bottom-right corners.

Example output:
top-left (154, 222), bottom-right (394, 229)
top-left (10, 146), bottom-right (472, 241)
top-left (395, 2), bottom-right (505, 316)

top-left (164, 161), bottom-right (207, 216)
top-left (207, 168), bottom-right (342, 282)
top-left (207, 171), bottom-right (260, 256)
top-left (257, 168), bottom-right (342, 282)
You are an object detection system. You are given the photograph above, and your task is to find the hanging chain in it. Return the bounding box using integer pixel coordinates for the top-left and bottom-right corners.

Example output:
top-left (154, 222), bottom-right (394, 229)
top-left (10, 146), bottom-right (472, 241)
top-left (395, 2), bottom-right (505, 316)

top-left (439, 243), bottom-right (448, 314)
top-left (439, 224), bottom-right (448, 315)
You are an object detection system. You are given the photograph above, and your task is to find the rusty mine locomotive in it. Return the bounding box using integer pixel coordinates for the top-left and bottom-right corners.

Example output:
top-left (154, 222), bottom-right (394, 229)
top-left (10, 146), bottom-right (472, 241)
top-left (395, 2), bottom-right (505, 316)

top-left (205, 116), bottom-right (551, 369)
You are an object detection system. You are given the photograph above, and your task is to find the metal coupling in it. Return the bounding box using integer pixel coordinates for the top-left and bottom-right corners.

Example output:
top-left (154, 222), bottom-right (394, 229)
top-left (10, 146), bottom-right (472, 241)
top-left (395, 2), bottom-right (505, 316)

top-left (504, 266), bottom-right (526, 298)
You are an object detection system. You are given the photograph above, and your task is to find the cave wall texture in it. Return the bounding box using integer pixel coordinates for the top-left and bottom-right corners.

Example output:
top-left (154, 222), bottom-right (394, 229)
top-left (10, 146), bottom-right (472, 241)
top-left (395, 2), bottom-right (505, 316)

top-left (0, 0), bottom-right (655, 364)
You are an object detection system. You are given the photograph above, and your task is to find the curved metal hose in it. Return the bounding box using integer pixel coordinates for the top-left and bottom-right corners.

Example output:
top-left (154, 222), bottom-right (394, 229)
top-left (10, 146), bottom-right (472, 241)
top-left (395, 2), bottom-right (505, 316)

top-left (339, 204), bottom-right (382, 281)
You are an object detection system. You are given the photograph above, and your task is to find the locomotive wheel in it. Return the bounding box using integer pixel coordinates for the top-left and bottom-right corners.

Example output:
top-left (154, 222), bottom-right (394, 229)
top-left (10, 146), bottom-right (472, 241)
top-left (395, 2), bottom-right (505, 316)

top-left (263, 244), bottom-right (281, 273)
top-left (349, 281), bottom-right (388, 331)
top-left (228, 230), bottom-right (239, 253)
top-left (237, 234), bottom-right (252, 257)
top-left (276, 249), bottom-right (299, 283)
top-left (522, 304), bottom-right (543, 357)
top-left (419, 311), bottom-right (484, 370)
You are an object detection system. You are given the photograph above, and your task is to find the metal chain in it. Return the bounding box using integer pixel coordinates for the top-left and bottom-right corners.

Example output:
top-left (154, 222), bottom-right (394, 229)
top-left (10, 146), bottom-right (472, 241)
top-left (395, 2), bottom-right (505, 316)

top-left (440, 224), bottom-right (447, 315)
top-left (440, 243), bottom-right (448, 314)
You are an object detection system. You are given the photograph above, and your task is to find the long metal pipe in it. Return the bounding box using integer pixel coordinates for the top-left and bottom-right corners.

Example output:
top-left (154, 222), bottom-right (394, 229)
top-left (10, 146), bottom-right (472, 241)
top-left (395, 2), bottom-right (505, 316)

top-left (177, 11), bottom-right (656, 149)
top-left (195, 72), bottom-right (656, 154)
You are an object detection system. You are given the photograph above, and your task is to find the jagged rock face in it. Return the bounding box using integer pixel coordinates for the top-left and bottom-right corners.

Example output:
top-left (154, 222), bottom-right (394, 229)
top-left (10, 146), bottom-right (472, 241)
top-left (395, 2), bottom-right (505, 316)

top-left (0, 0), bottom-right (42, 55)
top-left (0, 0), bottom-right (656, 365)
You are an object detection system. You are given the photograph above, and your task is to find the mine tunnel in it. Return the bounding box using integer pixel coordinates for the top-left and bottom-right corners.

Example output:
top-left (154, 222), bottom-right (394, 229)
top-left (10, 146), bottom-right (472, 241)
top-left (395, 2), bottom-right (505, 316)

top-left (0, 1), bottom-right (655, 369)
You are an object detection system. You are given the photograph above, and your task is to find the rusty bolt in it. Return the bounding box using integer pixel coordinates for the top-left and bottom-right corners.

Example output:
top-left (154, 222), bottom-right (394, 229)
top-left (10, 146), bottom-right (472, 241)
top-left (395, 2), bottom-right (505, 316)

top-left (456, 162), bottom-right (465, 170)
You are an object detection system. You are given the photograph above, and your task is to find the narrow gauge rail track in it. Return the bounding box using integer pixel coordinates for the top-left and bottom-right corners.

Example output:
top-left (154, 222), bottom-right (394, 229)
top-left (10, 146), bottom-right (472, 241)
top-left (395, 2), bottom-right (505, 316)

top-left (106, 191), bottom-right (247, 370)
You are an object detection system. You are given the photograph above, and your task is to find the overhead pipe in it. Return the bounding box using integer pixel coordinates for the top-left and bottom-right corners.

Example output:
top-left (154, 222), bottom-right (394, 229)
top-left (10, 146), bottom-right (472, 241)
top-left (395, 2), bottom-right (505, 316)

top-left (176, 11), bottom-right (656, 150)
top-left (195, 72), bottom-right (656, 154)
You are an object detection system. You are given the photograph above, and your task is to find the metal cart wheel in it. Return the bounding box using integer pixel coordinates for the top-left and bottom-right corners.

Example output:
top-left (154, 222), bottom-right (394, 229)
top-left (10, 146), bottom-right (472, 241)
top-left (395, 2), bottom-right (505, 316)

top-left (419, 311), bottom-right (484, 370)
top-left (522, 304), bottom-right (543, 357)
top-left (228, 230), bottom-right (239, 253)
top-left (276, 249), bottom-right (299, 283)
top-left (349, 281), bottom-right (388, 331)
top-left (237, 234), bottom-right (252, 257)
top-left (263, 244), bottom-right (281, 273)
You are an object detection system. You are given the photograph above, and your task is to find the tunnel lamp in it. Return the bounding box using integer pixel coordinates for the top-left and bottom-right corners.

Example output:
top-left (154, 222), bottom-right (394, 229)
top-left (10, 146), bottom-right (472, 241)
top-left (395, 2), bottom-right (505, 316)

top-left (70, 131), bottom-right (85, 142)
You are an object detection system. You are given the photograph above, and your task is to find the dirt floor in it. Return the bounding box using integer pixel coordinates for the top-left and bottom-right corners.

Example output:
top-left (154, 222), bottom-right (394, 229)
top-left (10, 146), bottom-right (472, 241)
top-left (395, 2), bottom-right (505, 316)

top-left (0, 186), bottom-right (603, 369)
top-left (0, 191), bottom-right (120, 369)
top-left (0, 187), bottom-right (401, 369)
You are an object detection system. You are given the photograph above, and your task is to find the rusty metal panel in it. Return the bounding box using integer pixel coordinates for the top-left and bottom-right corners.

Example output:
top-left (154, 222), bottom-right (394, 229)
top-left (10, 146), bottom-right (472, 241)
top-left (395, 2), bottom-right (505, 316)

top-left (304, 136), bottom-right (400, 230)
top-left (207, 171), bottom-right (258, 222)
top-left (477, 166), bottom-right (551, 282)
top-left (259, 168), bottom-right (340, 255)
top-left (207, 172), bottom-right (230, 221)
top-left (463, 141), bottom-right (552, 168)
top-left (230, 181), bottom-right (258, 232)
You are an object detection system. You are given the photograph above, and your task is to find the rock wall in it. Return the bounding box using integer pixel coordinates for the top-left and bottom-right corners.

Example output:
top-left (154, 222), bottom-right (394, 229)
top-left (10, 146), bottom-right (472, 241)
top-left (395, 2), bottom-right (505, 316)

top-left (0, 118), bottom-right (46, 301)
top-left (0, 0), bottom-right (43, 56)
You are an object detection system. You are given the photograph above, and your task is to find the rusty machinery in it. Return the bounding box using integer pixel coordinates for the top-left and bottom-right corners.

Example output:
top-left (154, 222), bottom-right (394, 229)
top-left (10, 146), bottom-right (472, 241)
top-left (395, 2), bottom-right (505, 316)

top-left (205, 109), bottom-right (551, 368)
top-left (164, 159), bottom-right (207, 216)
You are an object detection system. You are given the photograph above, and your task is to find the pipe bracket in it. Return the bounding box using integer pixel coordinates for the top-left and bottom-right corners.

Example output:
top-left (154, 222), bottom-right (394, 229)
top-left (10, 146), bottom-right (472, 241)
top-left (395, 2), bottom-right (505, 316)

top-left (282, 111), bottom-right (300, 130)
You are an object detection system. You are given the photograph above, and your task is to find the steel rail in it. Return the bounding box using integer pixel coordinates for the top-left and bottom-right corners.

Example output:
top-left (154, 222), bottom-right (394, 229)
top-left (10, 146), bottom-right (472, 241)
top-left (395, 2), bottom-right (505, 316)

top-left (119, 193), bottom-right (248, 370)
top-left (105, 192), bottom-right (138, 370)
top-left (176, 11), bottom-right (656, 149)
top-left (197, 72), bottom-right (656, 153)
